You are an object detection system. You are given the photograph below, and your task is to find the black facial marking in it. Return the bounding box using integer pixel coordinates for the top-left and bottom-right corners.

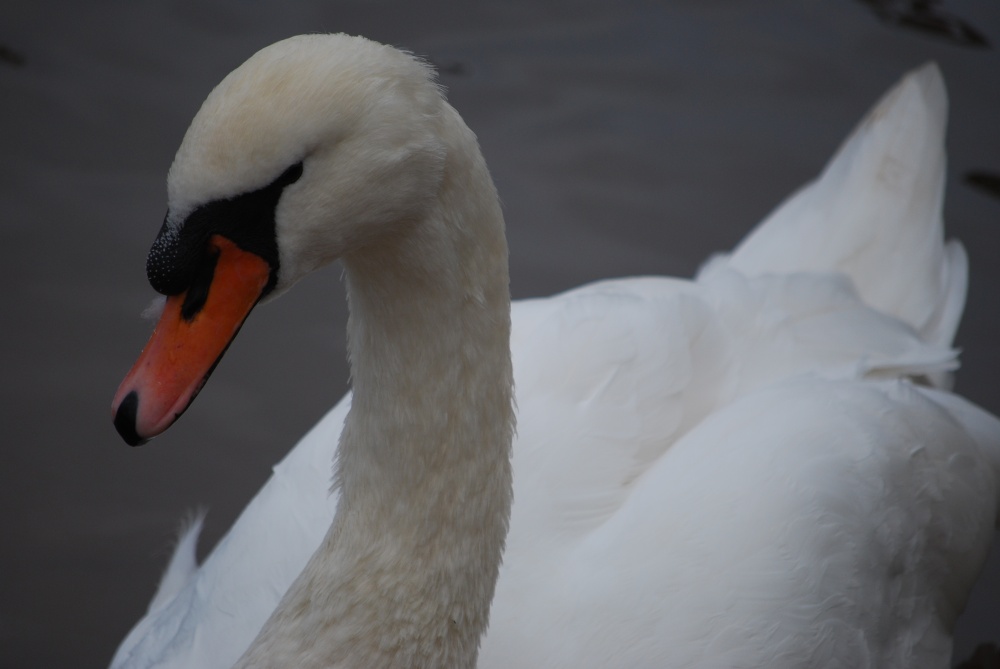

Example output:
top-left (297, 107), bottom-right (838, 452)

top-left (180, 245), bottom-right (220, 321)
top-left (146, 161), bottom-right (304, 300)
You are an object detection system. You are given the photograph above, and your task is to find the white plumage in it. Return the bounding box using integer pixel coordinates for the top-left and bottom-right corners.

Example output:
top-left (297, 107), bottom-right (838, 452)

top-left (110, 35), bottom-right (1000, 669)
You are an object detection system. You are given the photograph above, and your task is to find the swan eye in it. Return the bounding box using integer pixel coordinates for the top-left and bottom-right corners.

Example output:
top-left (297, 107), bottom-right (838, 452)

top-left (147, 162), bottom-right (304, 298)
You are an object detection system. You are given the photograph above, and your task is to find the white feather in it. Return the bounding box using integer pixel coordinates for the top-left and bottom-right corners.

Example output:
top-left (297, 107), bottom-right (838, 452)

top-left (140, 295), bottom-right (166, 322)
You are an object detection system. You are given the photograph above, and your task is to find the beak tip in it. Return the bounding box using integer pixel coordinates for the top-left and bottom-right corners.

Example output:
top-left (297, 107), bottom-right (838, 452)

top-left (113, 390), bottom-right (150, 447)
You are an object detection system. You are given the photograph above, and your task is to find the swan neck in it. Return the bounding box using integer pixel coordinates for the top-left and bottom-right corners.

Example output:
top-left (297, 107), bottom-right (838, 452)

top-left (239, 104), bottom-right (514, 669)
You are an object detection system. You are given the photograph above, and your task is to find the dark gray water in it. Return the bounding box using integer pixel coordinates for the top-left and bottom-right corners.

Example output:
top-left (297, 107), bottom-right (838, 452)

top-left (2, 1), bottom-right (999, 666)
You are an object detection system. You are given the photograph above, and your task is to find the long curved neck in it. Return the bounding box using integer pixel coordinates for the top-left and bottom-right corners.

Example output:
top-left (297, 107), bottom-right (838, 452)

top-left (235, 105), bottom-right (514, 669)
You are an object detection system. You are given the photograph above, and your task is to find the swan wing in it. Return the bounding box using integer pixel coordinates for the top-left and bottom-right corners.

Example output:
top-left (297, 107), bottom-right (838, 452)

top-left (713, 63), bottom-right (965, 353)
top-left (110, 397), bottom-right (348, 668)
top-left (485, 377), bottom-right (1000, 668)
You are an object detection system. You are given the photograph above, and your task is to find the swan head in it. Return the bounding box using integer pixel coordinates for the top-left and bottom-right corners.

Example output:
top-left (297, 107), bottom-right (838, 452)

top-left (112, 34), bottom-right (449, 445)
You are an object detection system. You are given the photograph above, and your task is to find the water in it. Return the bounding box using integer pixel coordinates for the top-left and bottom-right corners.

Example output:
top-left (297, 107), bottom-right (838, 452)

top-left (2, 1), bottom-right (998, 666)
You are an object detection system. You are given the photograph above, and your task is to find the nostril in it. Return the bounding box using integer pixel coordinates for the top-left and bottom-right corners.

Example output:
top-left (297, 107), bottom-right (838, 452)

top-left (113, 391), bottom-right (149, 447)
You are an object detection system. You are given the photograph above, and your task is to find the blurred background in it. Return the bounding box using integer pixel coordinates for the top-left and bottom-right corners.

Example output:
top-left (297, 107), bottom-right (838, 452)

top-left (2, 1), bottom-right (998, 666)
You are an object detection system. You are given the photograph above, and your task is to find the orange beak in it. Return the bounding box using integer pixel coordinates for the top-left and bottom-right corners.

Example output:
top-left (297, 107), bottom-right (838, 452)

top-left (111, 235), bottom-right (271, 445)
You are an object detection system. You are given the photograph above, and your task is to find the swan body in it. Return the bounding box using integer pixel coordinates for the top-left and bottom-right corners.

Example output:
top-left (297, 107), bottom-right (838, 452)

top-left (110, 35), bottom-right (1000, 669)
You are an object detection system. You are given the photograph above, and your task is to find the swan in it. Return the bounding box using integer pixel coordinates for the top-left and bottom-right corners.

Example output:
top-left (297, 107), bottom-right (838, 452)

top-left (109, 34), bottom-right (1000, 668)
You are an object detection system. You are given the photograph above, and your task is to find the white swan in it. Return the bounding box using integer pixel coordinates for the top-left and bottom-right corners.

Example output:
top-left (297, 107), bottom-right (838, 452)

top-left (110, 34), bottom-right (1000, 669)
